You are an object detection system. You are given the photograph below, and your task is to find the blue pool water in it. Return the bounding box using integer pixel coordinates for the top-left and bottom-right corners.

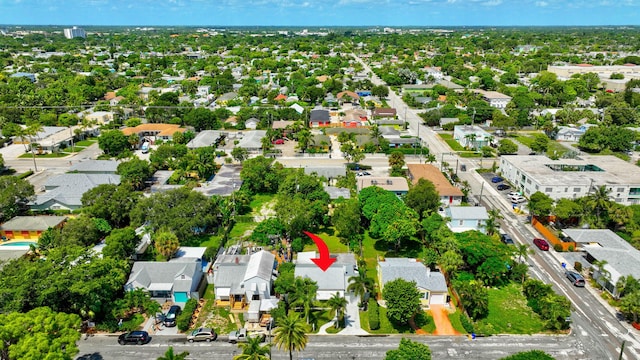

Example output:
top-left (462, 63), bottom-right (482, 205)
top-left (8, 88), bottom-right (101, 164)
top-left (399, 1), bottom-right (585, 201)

top-left (0, 241), bottom-right (37, 247)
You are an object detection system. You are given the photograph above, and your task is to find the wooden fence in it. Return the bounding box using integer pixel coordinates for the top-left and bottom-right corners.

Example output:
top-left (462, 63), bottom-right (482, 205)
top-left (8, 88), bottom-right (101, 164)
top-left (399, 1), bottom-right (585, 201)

top-left (531, 217), bottom-right (577, 251)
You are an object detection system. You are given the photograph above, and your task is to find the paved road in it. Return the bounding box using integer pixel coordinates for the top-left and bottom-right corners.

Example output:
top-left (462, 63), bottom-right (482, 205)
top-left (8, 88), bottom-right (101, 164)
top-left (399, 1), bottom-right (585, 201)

top-left (351, 53), bottom-right (640, 359)
top-left (77, 334), bottom-right (587, 360)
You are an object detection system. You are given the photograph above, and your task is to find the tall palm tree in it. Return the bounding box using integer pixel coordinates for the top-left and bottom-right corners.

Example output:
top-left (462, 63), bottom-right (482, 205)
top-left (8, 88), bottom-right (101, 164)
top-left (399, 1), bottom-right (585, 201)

top-left (587, 185), bottom-right (612, 226)
top-left (26, 122), bottom-right (43, 171)
top-left (293, 281), bottom-right (317, 324)
top-left (484, 209), bottom-right (502, 236)
top-left (593, 259), bottom-right (611, 291)
top-left (157, 346), bottom-right (189, 360)
top-left (273, 313), bottom-right (309, 360)
top-left (514, 244), bottom-right (533, 264)
top-left (326, 293), bottom-right (348, 329)
top-left (234, 335), bottom-right (270, 360)
top-left (347, 272), bottom-right (373, 303)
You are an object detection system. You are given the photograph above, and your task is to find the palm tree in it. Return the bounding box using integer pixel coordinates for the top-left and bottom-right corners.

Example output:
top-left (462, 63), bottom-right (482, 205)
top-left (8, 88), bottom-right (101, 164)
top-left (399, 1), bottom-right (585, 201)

top-left (593, 259), bottom-right (611, 291)
top-left (326, 293), bottom-right (348, 329)
top-left (514, 244), bottom-right (533, 264)
top-left (484, 209), bottom-right (502, 236)
top-left (347, 271), bottom-right (373, 305)
top-left (234, 335), bottom-right (270, 360)
top-left (273, 313), bottom-right (309, 360)
top-left (295, 129), bottom-right (312, 153)
top-left (157, 346), bottom-right (189, 360)
top-left (587, 185), bottom-right (612, 226)
top-left (293, 281), bottom-right (317, 324)
top-left (26, 122), bottom-right (43, 171)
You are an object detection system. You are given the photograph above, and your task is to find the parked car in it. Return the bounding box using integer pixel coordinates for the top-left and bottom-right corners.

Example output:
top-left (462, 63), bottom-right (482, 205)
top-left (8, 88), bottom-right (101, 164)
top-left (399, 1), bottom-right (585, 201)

top-left (272, 139), bottom-right (285, 145)
top-left (228, 328), bottom-right (266, 343)
top-left (507, 191), bottom-right (521, 197)
top-left (565, 271), bottom-right (586, 287)
top-left (163, 305), bottom-right (181, 327)
top-left (118, 331), bottom-right (150, 345)
top-left (187, 327), bottom-right (217, 342)
top-left (356, 171), bottom-right (371, 177)
top-left (500, 231), bottom-right (515, 245)
top-left (497, 184), bottom-right (511, 191)
top-left (491, 176), bottom-right (503, 183)
top-left (533, 238), bottom-right (550, 251)
top-left (510, 195), bottom-right (527, 203)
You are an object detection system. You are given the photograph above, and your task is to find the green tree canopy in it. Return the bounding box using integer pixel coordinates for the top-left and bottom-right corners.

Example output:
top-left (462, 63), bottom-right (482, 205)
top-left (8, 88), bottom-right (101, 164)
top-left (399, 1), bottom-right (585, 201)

top-left (81, 183), bottom-right (142, 227)
top-left (117, 158), bottom-right (154, 190)
top-left (0, 307), bottom-right (82, 360)
top-left (404, 178), bottom-right (440, 219)
top-left (0, 176), bottom-right (34, 222)
top-left (385, 338), bottom-right (432, 360)
top-left (382, 278), bottom-right (421, 325)
top-left (98, 130), bottom-right (130, 157)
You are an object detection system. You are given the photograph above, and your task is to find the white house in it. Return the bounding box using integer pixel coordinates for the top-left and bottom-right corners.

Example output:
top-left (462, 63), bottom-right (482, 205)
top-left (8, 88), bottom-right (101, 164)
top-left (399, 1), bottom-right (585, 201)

top-left (444, 206), bottom-right (489, 233)
top-left (453, 125), bottom-right (493, 150)
top-left (473, 89), bottom-right (512, 109)
top-left (294, 252), bottom-right (357, 300)
top-left (378, 258), bottom-right (448, 307)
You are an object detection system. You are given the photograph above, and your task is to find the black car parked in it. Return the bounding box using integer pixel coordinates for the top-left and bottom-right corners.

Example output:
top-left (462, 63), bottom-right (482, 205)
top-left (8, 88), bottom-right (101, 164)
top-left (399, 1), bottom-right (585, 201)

top-left (118, 331), bottom-right (150, 345)
top-left (163, 305), bottom-right (181, 327)
top-left (497, 183), bottom-right (511, 191)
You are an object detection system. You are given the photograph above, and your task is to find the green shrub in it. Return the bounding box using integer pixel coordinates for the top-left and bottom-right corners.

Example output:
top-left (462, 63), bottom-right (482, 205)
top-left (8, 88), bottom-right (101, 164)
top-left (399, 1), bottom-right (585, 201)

top-left (460, 314), bottom-right (475, 334)
top-left (553, 244), bottom-right (563, 252)
top-left (368, 298), bottom-right (380, 330)
top-left (17, 170), bottom-right (34, 179)
top-left (574, 261), bottom-right (582, 273)
top-left (177, 298), bottom-right (198, 332)
top-left (568, 245), bottom-right (574, 252)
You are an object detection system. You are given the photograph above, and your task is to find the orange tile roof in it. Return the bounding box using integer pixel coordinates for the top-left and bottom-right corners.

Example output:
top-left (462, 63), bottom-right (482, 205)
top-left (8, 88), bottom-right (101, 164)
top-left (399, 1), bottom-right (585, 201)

top-left (121, 124), bottom-right (186, 137)
top-left (407, 164), bottom-right (463, 197)
top-left (104, 91), bottom-right (116, 100)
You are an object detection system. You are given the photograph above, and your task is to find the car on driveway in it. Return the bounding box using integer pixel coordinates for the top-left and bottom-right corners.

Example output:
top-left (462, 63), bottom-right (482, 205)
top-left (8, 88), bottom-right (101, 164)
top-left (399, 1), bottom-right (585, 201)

top-left (491, 176), bottom-right (503, 183)
top-left (497, 184), bottom-right (511, 191)
top-left (163, 305), bottom-right (181, 327)
top-left (118, 331), bottom-right (150, 345)
top-left (565, 271), bottom-right (586, 287)
top-left (187, 327), bottom-right (217, 342)
top-left (272, 139), bottom-right (285, 145)
top-left (533, 238), bottom-right (550, 251)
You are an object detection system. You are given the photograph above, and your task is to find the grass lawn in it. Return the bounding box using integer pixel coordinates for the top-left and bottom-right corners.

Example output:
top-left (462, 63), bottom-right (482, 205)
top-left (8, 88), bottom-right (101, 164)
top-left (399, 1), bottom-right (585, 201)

top-left (360, 307), bottom-right (434, 334)
top-left (228, 221), bottom-right (257, 239)
top-left (310, 309), bottom-right (333, 334)
top-left (302, 231), bottom-right (349, 253)
top-left (458, 151), bottom-right (482, 158)
top-left (249, 194), bottom-right (276, 214)
top-left (19, 152), bottom-right (70, 158)
top-left (75, 139), bottom-right (98, 147)
top-left (513, 134), bottom-right (568, 157)
top-left (448, 311), bottom-right (467, 334)
top-left (439, 133), bottom-right (466, 151)
top-left (183, 233), bottom-right (223, 248)
top-left (474, 283), bottom-right (545, 335)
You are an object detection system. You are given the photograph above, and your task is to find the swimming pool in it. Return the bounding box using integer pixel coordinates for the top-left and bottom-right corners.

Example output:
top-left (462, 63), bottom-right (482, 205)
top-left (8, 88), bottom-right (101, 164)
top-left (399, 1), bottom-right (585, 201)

top-left (0, 241), bottom-right (37, 248)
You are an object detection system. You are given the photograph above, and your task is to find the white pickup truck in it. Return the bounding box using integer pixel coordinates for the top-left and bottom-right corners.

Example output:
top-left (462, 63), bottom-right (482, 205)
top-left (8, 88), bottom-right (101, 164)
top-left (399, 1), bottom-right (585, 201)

top-left (228, 328), bottom-right (266, 344)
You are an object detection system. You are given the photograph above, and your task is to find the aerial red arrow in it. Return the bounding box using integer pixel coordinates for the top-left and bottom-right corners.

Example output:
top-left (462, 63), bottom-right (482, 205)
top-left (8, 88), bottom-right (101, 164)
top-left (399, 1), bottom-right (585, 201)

top-left (304, 231), bottom-right (336, 271)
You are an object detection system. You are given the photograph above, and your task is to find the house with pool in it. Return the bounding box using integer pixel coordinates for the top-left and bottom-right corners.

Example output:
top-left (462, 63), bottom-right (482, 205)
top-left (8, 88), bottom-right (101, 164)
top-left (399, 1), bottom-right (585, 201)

top-left (0, 215), bottom-right (67, 242)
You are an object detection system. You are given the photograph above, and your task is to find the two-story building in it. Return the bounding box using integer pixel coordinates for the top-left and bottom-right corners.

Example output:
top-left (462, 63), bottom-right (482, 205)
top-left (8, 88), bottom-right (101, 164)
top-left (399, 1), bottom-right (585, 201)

top-left (407, 164), bottom-right (464, 206)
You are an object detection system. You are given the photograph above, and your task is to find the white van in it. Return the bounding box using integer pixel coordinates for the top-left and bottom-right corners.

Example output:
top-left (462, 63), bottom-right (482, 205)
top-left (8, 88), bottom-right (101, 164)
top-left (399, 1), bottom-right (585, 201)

top-left (141, 142), bottom-right (150, 154)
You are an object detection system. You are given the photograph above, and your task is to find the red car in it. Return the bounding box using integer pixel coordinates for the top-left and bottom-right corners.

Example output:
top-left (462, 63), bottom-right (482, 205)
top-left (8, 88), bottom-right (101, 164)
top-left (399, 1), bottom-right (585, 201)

top-left (533, 238), bottom-right (549, 251)
top-left (272, 139), bottom-right (285, 145)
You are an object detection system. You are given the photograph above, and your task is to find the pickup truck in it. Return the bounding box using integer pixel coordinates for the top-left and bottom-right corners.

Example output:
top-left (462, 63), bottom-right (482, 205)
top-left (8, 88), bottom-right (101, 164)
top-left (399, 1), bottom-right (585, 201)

top-left (228, 329), bottom-right (266, 344)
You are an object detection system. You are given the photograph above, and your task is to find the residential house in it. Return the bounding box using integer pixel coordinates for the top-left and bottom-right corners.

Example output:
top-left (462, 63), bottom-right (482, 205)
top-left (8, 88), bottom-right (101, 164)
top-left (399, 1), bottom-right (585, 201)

top-left (309, 109), bottom-right (331, 127)
top-left (378, 258), bottom-right (448, 307)
top-left (309, 134), bottom-right (331, 151)
top-left (235, 130), bottom-right (268, 152)
top-left (407, 164), bottom-right (464, 206)
top-left (124, 247), bottom-right (207, 304)
top-left (440, 117), bottom-right (459, 128)
top-left (453, 125), bottom-right (493, 150)
top-left (357, 177), bottom-right (409, 196)
top-left (323, 185), bottom-right (351, 200)
top-left (11, 72), bottom-right (36, 82)
top-left (336, 91), bottom-right (360, 104)
top-left (245, 117), bottom-right (260, 130)
top-left (216, 92), bottom-right (238, 106)
top-left (30, 173), bottom-right (121, 211)
top-left (121, 123), bottom-right (188, 143)
top-left (0, 215), bottom-right (67, 240)
top-left (212, 250), bottom-right (277, 310)
top-left (294, 252), bottom-right (357, 300)
top-left (342, 109), bottom-right (368, 128)
top-left (69, 160), bottom-right (119, 174)
top-left (444, 206), bottom-right (489, 233)
top-left (373, 108), bottom-right (397, 119)
top-left (473, 89), bottom-right (512, 109)
top-left (195, 164), bottom-right (243, 197)
top-left (562, 229), bottom-right (640, 297)
top-left (289, 103), bottom-right (304, 114)
top-left (197, 85), bottom-right (211, 97)
top-left (555, 124), bottom-right (597, 142)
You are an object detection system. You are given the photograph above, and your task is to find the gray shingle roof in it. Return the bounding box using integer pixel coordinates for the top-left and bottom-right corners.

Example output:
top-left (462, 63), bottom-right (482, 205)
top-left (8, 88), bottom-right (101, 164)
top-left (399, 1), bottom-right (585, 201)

top-left (32, 174), bottom-right (121, 208)
top-left (0, 216), bottom-right (67, 231)
top-left (69, 160), bottom-right (119, 173)
top-left (446, 206), bottom-right (489, 220)
top-left (378, 258), bottom-right (447, 292)
top-left (126, 261), bottom-right (200, 291)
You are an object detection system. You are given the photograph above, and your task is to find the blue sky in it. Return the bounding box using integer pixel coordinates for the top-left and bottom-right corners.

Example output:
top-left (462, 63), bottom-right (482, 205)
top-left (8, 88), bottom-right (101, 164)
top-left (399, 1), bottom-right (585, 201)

top-left (1, 0), bottom-right (639, 26)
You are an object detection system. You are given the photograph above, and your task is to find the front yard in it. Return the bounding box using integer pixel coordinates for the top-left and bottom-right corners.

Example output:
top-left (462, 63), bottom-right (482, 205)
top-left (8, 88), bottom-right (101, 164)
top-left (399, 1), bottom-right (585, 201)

top-left (473, 283), bottom-right (546, 335)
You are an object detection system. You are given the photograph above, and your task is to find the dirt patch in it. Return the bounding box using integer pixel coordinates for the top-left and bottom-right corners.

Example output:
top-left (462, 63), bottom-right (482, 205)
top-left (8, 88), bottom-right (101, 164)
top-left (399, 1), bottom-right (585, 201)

top-left (253, 199), bottom-right (277, 222)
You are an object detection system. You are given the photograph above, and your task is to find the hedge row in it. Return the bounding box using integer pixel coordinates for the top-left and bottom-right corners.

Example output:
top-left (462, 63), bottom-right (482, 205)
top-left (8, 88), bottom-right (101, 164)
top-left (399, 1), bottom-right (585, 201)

top-left (177, 298), bottom-right (198, 332)
top-left (368, 298), bottom-right (380, 330)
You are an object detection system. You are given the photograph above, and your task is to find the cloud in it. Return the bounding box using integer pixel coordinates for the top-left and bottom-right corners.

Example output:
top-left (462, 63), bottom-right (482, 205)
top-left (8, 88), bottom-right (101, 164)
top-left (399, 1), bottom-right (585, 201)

top-left (535, 1), bottom-right (548, 6)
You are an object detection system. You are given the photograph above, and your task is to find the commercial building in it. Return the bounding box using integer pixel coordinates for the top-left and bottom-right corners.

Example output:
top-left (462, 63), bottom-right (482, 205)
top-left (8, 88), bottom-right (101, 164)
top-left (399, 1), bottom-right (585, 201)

top-left (63, 26), bottom-right (86, 39)
top-left (499, 155), bottom-right (640, 205)
top-left (473, 89), bottom-right (512, 109)
top-left (547, 64), bottom-right (640, 80)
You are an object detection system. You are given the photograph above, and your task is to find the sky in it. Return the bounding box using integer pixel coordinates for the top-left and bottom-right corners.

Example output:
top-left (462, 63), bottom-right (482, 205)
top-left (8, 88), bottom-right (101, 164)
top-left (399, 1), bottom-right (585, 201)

top-left (1, 0), bottom-right (639, 27)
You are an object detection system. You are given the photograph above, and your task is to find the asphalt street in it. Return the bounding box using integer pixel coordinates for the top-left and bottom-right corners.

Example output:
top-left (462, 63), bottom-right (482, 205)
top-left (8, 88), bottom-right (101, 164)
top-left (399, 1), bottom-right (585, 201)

top-left (77, 334), bottom-right (587, 360)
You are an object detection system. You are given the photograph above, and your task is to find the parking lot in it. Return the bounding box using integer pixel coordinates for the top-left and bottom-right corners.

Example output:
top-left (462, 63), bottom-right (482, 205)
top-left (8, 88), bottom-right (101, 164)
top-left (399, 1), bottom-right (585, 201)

top-left (479, 172), bottom-right (527, 207)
